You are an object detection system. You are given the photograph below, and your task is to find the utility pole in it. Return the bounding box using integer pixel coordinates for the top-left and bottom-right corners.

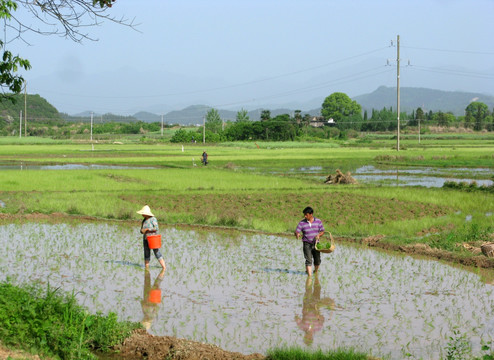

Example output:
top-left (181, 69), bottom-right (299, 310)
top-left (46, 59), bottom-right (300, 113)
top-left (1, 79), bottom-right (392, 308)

top-left (396, 34), bottom-right (400, 152)
top-left (418, 117), bottom-right (421, 144)
top-left (24, 82), bottom-right (27, 137)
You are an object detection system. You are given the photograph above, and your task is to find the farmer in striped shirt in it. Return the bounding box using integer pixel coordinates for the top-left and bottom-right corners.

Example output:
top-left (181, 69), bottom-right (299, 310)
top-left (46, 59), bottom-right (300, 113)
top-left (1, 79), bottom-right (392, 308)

top-left (295, 206), bottom-right (325, 277)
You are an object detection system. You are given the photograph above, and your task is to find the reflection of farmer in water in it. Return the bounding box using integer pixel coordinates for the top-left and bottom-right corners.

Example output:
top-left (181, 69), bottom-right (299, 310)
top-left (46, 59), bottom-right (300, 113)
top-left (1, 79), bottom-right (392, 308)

top-left (295, 274), bottom-right (334, 345)
top-left (141, 269), bottom-right (165, 331)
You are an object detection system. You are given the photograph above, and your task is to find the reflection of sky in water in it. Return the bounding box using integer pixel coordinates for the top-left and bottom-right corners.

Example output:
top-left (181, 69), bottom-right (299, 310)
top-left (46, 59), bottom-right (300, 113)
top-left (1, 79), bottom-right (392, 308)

top-left (353, 165), bottom-right (494, 188)
top-left (355, 165), bottom-right (494, 176)
top-left (0, 164), bottom-right (156, 170)
top-left (1, 222), bottom-right (494, 359)
top-left (264, 165), bottom-right (493, 188)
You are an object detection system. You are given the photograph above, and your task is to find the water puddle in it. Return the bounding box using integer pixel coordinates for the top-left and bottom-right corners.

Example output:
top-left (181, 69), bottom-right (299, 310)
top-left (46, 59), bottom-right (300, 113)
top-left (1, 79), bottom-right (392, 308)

top-left (353, 165), bottom-right (494, 188)
top-left (255, 165), bottom-right (493, 188)
top-left (1, 222), bottom-right (493, 359)
top-left (0, 164), bottom-right (156, 170)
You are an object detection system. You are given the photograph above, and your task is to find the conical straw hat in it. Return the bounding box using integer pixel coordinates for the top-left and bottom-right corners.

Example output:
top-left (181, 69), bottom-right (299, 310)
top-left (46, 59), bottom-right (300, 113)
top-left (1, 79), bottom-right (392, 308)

top-left (137, 205), bottom-right (154, 217)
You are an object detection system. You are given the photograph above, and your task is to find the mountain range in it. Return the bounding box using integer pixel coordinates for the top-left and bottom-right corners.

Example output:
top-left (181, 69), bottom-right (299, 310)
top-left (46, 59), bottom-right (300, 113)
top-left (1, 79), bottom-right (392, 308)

top-left (75, 86), bottom-right (494, 125)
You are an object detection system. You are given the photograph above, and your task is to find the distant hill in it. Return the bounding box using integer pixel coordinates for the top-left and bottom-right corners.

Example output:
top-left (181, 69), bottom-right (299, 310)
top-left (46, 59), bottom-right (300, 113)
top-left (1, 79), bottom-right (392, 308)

top-left (133, 105), bottom-right (312, 125)
top-left (61, 112), bottom-right (139, 123)
top-left (132, 87), bottom-right (494, 124)
top-left (0, 94), bottom-right (62, 123)
top-left (354, 86), bottom-right (494, 115)
top-left (133, 111), bottom-right (161, 123)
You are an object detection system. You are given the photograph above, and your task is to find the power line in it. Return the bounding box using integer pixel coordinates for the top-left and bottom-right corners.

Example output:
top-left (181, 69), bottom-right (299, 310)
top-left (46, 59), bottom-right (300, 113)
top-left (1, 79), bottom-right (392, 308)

top-left (31, 46), bottom-right (390, 100)
top-left (402, 45), bottom-right (494, 56)
top-left (409, 65), bottom-right (494, 79)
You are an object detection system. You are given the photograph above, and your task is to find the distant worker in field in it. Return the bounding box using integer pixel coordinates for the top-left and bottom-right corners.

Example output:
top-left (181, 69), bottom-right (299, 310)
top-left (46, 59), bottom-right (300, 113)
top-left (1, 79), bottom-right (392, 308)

top-left (201, 150), bottom-right (208, 166)
top-left (295, 206), bottom-right (325, 277)
top-left (137, 205), bottom-right (166, 271)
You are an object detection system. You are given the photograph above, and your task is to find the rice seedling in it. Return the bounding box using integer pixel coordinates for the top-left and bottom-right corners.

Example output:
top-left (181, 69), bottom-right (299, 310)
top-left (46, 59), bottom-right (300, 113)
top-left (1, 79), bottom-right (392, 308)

top-left (1, 221), bottom-right (493, 359)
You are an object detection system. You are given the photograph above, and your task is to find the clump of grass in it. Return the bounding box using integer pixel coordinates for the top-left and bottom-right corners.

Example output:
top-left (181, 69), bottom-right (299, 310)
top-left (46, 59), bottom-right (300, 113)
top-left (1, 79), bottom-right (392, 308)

top-left (0, 281), bottom-right (140, 359)
top-left (266, 347), bottom-right (370, 360)
top-left (443, 181), bottom-right (494, 194)
top-left (425, 222), bottom-right (493, 252)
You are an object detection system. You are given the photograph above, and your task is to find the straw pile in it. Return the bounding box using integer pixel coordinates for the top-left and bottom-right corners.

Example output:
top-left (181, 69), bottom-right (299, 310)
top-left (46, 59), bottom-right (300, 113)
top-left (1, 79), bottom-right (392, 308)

top-left (324, 169), bottom-right (357, 185)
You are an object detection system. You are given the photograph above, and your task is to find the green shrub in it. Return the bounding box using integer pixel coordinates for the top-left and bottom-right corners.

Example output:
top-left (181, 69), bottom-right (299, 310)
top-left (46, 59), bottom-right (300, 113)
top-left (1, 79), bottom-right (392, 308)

top-left (0, 282), bottom-right (139, 359)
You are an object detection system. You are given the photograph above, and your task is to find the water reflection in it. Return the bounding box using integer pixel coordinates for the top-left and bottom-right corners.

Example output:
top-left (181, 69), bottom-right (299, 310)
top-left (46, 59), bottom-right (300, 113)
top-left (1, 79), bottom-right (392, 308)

top-left (295, 274), bottom-right (334, 345)
top-left (141, 269), bottom-right (165, 331)
top-left (353, 165), bottom-right (494, 188)
top-left (0, 163), bottom-right (156, 170)
top-left (1, 223), bottom-right (494, 359)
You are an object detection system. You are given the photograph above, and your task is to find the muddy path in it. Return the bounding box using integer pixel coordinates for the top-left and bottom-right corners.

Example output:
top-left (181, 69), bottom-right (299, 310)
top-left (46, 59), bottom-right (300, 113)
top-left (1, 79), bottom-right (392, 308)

top-left (103, 329), bottom-right (265, 360)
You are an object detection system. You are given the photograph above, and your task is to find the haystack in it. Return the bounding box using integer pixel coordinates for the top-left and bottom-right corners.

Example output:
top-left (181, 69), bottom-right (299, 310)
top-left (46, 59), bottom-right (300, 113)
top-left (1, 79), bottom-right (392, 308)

top-left (324, 169), bottom-right (358, 185)
top-left (481, 243), bottom-right (494, 258)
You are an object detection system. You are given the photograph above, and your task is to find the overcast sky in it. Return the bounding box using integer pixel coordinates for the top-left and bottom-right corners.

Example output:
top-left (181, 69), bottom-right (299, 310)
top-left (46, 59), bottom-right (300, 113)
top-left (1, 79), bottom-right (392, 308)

top-left (11, 0), bottom-right (494, 115)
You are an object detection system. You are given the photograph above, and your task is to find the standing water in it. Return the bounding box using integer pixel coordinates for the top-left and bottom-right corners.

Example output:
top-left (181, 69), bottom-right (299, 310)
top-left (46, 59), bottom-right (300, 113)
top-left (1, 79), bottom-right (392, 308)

top-left (0, 222), bottom-right (493, 359)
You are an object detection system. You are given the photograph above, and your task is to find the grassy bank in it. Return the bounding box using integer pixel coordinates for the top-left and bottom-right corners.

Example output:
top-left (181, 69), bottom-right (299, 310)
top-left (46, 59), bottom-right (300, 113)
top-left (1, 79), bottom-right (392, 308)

top-left (0, 281), bottom-right (140, 359)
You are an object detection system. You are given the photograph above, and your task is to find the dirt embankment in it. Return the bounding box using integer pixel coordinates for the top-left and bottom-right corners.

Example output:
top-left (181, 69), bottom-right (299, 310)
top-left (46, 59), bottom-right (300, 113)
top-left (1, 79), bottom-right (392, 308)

top-left (350, 234), bottom-right (494, 269)
top-left (108, 329), bottom-right (264, 360)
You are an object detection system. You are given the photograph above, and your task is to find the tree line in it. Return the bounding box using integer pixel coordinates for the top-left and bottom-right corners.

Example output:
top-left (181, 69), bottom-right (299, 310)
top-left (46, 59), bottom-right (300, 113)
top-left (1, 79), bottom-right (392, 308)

top-left (170, 92), bottom-right (494, 143)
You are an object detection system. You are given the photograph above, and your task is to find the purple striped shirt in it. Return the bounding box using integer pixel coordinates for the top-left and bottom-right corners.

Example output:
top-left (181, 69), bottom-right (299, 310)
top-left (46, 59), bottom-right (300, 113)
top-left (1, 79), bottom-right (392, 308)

top-left (296, 217), bottom-right (325, 244)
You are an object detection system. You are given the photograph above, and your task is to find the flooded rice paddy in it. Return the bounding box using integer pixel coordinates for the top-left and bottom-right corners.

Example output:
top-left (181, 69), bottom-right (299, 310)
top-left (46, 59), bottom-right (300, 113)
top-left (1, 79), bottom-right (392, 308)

top-left (261, 165), bottom-right (494, 188)
top-left (1, 222), bottom-right (494, 359)
top-left (353, 165), bottom-right (494, 188)
top-left (1, 163), bottom-right (492, 188)
top-left (0, 164), bottom-right (156, 170)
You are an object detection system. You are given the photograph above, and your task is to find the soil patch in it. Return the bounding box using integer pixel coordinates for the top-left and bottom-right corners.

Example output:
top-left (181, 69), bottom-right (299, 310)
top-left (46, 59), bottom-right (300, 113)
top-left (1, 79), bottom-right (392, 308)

top-left (0, 343), bottom-right (44, 360)
top-left (104, 329), bottom-right (264, 360)
top-left (345, 235), bottom-right (494, 269)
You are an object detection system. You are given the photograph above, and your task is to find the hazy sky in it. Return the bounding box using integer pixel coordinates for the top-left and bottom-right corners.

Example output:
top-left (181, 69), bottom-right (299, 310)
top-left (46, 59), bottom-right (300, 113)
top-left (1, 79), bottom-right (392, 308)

top-left (11, 0), bottom-right (494, 115)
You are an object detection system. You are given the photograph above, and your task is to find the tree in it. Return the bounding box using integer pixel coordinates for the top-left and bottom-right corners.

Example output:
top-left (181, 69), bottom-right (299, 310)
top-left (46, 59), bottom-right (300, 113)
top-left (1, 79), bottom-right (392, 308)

top-left (260, 110), bottom-right (271, 122)
top-left (0, 0), bottom-right (134, 102)
top-left (433, 111), bottom-right (456, 127)
top-left (294, 110), bottom-right (302, 124)
top-left (236, 108), bottom-right (249, 122)
top-left (321, 92), bottom-right (362, 124)
top-left (465, 101), bottom-right (489, 131)
top-left (205, 108), bottom-right (222, 134)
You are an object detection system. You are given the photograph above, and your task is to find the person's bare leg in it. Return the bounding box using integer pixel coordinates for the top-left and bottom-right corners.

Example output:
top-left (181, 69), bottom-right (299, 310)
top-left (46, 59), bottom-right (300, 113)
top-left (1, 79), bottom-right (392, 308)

top-left (145, 260), bottom-right (150, 269)
top-left (306, 265), bottom-right (313, 277)
top-left (159, 258), bottom-right (166, 271)
top-left (314, 265), bottom-right (319, 273)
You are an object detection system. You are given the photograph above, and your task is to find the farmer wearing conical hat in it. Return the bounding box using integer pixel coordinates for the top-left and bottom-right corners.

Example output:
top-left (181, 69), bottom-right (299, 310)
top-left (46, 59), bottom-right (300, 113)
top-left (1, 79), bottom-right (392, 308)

top-left (295, 206), bottom-right (325, 277)
top-left (137, 205), bottom-right (166, 271)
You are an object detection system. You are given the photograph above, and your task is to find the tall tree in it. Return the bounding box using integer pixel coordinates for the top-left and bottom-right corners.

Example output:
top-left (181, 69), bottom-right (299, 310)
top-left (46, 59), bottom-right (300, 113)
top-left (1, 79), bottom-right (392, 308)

top-left (260, 109), bottom-right (271, 122)
top-left (321, 92), bottom-right (362, 123)
top-left (294, 110), bottom-right (302, 124)
top-left (205, 108), bottom-right (222, 134)
top-left (236, 108), bottom-right (249, 122)
top-left (465, 101), bottom-right (489, 131)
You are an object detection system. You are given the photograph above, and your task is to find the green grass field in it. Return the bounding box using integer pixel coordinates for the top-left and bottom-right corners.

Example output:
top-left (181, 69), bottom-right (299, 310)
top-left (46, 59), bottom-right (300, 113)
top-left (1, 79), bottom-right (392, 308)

top-left (0, 136), bottom-right (493, 256)
top-left (1, 134), bottom-right (493, 359)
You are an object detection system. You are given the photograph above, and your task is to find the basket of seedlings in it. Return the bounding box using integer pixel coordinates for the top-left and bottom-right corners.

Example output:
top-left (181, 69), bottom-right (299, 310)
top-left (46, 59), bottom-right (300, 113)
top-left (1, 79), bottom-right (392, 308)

top-left (315, 232), bottom-right (335, 253)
